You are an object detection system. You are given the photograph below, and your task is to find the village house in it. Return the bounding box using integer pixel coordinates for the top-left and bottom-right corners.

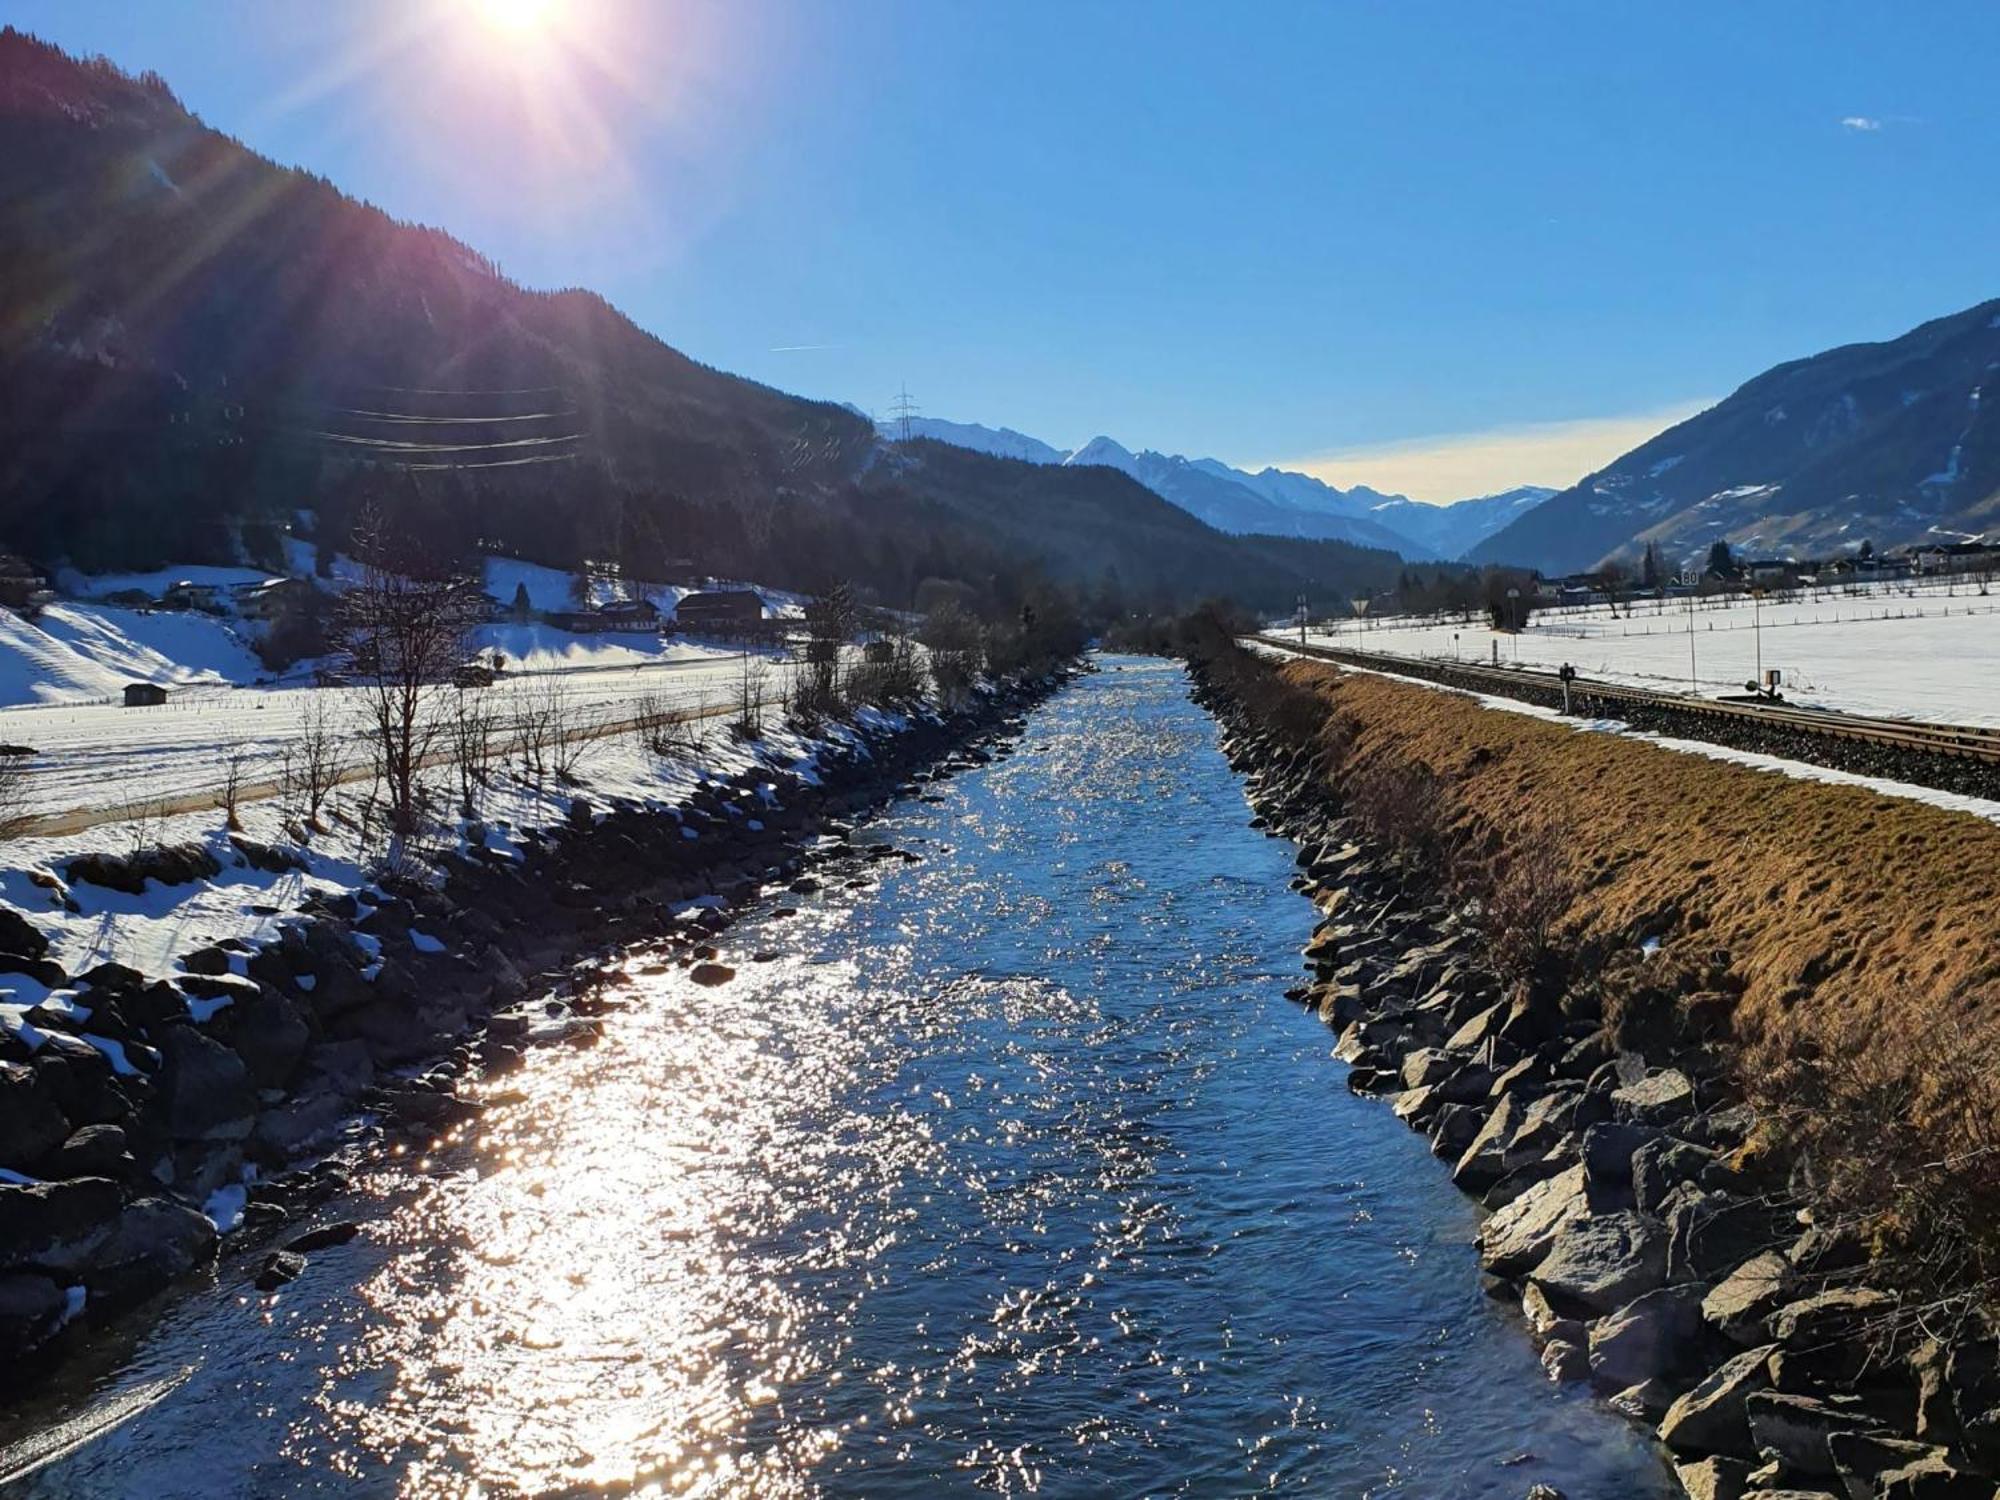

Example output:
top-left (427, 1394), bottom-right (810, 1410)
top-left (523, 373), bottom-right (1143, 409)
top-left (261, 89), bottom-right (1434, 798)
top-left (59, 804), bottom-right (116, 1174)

top-left (671, 590), bottom-right (766, 635)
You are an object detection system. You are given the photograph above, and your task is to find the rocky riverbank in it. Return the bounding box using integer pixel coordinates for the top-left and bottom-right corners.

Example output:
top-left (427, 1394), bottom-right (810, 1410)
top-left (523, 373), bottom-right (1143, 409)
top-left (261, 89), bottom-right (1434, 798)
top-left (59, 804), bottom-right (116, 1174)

top-left (1190, 651), bottom-right (2000, 1500)
top-left (0, 668), bottom-right (1079, 1390)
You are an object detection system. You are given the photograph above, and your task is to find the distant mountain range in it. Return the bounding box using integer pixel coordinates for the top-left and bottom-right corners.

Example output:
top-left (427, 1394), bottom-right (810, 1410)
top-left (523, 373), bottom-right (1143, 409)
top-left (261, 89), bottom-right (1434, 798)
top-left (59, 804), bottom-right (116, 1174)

top-left (1473, 297), bottom-right (2000, 573)
top-left (0, 26), bottom-right (1412, 615)
top-left (872, 415), bottom-right (1555, 561)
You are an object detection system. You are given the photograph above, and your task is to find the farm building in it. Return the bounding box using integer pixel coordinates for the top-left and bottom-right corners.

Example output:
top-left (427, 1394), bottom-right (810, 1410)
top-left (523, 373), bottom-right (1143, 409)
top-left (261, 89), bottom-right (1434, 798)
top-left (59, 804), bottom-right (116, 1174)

top-left (672, 590), bottom-right (765, 633)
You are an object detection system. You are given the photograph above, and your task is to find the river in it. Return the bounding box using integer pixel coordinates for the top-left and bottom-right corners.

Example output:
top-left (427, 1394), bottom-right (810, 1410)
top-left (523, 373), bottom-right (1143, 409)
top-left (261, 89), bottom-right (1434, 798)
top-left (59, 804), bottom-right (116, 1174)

top-left (1, 657), bottom-right (1672, 1498)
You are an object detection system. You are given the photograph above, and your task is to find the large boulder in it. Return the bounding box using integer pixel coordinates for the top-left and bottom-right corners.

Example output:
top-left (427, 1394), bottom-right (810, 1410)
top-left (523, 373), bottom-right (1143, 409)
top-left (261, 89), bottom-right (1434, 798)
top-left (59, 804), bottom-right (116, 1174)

top-left (82, 1196), bottom-right (218, 1305)
top-left (1770, 1287), bottom-right (1897, 1352)
top-left (1452, 1094), bottom-right (1525, 1192)
top-left (1588, 1287), bottom-right (1703, 1391)
top-left (1580, 1121), bottom-right (1657, 1193)
top-left (0, 905), bottom-right (50, 960)
top-left (0, 1272), bottom-right (66, 1356)
top-left (1667, 1190), bottom-right (1794, 1282)
top-left (1530, 1211), bottom-right (1667, 1314)
top-left (1827, 1434), bottom-right (1989, 1500)
top-left (1744, 1390), bottom-right (1880, 1477)
top-left (0, 1177), bottom-right (122, 1276)
top-left (51, 1123), bottom-right (131, 1178)
top-left (155, 1025), bottom-right (255, 1143)
top-left (220, 991), bottom-right (311, 1090)
top-left (1702, 1252), bottom-right (1795, 1344)
top-left (1479, 1164), bottom-right (1589, 1278)
top-left (1611, 1068), bottom-right (1696, 1126)
top-left (1657, 1344), bottom-right (1777, 1458)
top-left (1672, 1456), bottom-right (1752, 1500)
top-left (0, 1059), bottom-right (71, 1169)
top-left (1633, 1137), bottom-right (1714, 1215)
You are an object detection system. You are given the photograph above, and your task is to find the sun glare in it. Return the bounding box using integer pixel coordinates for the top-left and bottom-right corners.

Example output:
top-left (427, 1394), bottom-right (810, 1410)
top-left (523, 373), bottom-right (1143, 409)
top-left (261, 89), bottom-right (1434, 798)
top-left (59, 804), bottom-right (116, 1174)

top-left (474, 0), bottom-right (558, 38)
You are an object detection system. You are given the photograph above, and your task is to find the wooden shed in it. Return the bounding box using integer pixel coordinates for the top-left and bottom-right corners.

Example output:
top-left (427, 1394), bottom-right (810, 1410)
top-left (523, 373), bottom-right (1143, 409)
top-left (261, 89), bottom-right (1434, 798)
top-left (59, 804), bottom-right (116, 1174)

top-left (123, 682), bottom-right (168, 707)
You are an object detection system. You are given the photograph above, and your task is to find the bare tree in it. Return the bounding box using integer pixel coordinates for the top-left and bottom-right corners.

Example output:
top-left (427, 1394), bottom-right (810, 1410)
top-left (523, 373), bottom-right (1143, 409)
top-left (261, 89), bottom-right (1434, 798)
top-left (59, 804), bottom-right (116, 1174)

top-left (633, 691), bottom-right (704, 763)
top-left (447, 686), bottom-right (499, 819)
top-left (332, 507), bottom-right (483, 838)
top-left (292, 694), bottom-right (347, 834)
top-left (514, 678), bottom-right (593, 785)
top-left (799, 581), bottom-right (856, 718)
top-left (919, 601), bottom-right (984, 704)
top-left (215, 748), bottom-right (257, 832)
top-left (733, 654), bottom-right (770, 740)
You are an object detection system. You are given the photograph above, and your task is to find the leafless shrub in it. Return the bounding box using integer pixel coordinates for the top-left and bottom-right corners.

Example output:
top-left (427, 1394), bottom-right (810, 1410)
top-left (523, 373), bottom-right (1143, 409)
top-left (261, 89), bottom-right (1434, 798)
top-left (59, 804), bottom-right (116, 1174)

top-left (333, 505), bottom-right (483, 837)
top-left (215, 748), bottom-right (258, 832)
top-left (633, 691), bottom-right (705, 763)
top-left (920, 601), bottom-right (985, 705)
top-left (512, 685), bottom-right (554, 784)
top-left (1464, 819), bottom-right (1581, 1000)
top-left (288, 695), bottom-right (348, 834)
top-left (1753, 1012), bottom-right (2000, 1348)
top-left (1344, 757), bottom-right (1455, 883)
top-left (448, 687), bottom-right (500, 819)
top-left (536, 680), bottom-right (596, 784)
top-left (117, 791), bottom-right (169, 861)
top-left (0, 751), bottom-right (34, 839)
top-left (733, 655), bottom-right (771, 740)
top-left (846, 634), bottom-right (926, 710)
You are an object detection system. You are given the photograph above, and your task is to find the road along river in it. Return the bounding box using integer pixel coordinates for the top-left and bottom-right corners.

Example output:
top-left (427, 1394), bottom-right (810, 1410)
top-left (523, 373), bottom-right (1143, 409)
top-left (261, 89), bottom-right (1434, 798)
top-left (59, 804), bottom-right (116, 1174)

top-left (0, 656), bottom-right (1672, 1497)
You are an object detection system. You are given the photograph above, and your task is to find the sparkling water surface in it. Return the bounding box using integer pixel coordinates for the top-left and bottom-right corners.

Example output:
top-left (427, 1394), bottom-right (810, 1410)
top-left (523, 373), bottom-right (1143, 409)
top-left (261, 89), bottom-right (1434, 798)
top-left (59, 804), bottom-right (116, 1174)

top-left (2, 657), bottom-right (1672, 1498)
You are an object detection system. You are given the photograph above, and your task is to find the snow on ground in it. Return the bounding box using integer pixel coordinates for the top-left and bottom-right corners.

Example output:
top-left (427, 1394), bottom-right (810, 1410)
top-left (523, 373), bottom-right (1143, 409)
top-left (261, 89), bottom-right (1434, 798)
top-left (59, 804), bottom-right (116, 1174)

top-left (0, 680), bottom-right (913, 997)
top-left (0, 603), bottom-right (264, 706)
top-left (1295, 576), bottom-right (2000, 725)
top-left (0, 649), bottom-right (793, 823)
top-left (56, 563), bottom-right (278, 600)
top-left (470, 623), bottom-right (737, 674)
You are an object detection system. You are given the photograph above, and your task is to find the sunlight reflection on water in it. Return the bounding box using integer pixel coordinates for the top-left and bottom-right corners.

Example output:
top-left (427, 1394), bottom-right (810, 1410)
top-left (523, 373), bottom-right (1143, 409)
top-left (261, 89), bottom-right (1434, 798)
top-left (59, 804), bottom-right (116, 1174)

top-left (8, 658), bottom-right (1672, 1499)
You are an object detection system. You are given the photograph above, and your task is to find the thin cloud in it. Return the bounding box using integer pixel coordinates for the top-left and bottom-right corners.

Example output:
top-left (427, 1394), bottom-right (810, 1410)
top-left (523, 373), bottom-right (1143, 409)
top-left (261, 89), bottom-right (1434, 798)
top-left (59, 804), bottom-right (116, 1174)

top-left (1264, 399), bottom-right (1713, 504)
top-left (1840, 115), bottom-right (1882, 132)
top-left (768, 343), bottom-right (840, 353)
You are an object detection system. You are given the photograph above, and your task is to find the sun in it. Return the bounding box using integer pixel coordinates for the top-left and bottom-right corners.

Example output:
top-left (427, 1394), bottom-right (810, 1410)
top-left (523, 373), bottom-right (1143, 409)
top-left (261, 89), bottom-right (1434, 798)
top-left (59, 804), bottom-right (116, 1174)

top-left (472, 0), bottom-right (559, 38)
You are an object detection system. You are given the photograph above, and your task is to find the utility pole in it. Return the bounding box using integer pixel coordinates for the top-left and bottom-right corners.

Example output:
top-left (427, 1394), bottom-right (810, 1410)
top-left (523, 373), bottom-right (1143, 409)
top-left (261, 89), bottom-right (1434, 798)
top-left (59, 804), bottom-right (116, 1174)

top-left (1687, 587), bottom-right (1698, 694)
top-left (1296, 594), bottom-right (1308, 645)
top-left (1753, 587), bottom-right (1763, 689)
top-left (887, 384), bottom-right (919, 444)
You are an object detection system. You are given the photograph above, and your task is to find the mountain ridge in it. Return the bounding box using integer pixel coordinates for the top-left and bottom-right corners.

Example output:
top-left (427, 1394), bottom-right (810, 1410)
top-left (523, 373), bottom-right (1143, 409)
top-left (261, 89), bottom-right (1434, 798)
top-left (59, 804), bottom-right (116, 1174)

top-left (0, 26), bottom-right (1411, 616)
top-left (1472, 297), bottom-right (2000, 573)
top-left (878, 415), bottom-right (1555, 560)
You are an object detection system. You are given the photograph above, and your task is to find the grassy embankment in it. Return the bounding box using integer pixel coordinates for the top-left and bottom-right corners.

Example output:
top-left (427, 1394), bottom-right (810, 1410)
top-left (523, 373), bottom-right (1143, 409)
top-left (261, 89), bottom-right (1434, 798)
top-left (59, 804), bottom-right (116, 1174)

top-left (1233, 636), bottom-right (2000, 1314)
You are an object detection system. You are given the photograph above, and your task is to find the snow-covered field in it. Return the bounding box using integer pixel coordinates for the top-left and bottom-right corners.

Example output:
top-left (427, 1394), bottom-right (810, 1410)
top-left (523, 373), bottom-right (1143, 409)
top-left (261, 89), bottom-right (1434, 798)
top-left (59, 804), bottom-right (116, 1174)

top-left (0, 691), bottom-right (910, 997)
top-left (0, 649), bottom-right (784, 825)
top-left (1293, 577), bottom-right (2000, 725)
top-left (0, 554), bottom-right (818, 822)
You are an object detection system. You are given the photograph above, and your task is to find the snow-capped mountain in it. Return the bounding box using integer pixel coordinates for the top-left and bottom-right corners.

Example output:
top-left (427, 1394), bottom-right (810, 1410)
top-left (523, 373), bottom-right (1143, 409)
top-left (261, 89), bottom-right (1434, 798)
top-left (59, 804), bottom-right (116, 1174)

top-left (1471, 296), bottom-right (2000, 573)
top-left (877, 418), bottom-right (1554, 560)
top-left (881, 416), bottom-right (1067, 466)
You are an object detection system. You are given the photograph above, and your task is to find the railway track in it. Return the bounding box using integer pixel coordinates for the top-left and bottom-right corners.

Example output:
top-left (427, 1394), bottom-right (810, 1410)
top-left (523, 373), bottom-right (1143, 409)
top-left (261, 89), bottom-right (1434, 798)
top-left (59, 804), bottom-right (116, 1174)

top-left (1251, 634), bottom-right (2000, 791)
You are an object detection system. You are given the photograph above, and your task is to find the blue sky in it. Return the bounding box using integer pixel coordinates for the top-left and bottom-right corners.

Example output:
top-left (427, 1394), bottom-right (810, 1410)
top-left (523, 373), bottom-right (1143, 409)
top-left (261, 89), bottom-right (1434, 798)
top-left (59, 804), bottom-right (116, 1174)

top-left (12, 0), bottom-right (1999, 498)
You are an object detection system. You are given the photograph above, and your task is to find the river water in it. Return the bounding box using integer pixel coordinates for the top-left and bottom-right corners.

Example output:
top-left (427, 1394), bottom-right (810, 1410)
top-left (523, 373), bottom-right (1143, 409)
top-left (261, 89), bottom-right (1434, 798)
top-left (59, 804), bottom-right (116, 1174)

top-left (2, 657), bottom-right (1672, 1498)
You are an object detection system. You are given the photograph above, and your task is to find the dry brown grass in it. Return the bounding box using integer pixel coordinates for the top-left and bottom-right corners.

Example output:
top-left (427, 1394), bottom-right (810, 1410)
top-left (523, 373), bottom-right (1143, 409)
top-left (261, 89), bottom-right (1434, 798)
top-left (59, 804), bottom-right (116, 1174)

top-left (1274, 656), bottom-right (2000, 1300)
top-left (1277, 659), bottom-right (2000, 1064)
